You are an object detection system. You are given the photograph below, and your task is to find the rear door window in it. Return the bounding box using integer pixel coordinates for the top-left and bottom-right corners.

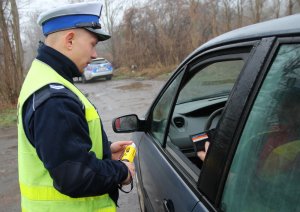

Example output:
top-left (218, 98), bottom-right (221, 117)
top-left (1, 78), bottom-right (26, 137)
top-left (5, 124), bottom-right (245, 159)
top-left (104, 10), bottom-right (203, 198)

top-left (221, 44), bottom-right (300, 211)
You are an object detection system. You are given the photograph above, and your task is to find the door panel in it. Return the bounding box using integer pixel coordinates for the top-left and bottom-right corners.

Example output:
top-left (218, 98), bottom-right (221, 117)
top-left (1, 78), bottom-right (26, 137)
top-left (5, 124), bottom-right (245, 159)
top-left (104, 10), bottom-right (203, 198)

top-left (138, 134), bottom-right (203, 212)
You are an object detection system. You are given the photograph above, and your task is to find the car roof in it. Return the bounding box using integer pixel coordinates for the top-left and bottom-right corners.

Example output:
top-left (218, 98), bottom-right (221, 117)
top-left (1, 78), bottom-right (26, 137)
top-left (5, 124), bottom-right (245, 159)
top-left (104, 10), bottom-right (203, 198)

top-left (190, 14), bottom-right (300, 58)
top-left (92, 58), bottom-right (106, 61)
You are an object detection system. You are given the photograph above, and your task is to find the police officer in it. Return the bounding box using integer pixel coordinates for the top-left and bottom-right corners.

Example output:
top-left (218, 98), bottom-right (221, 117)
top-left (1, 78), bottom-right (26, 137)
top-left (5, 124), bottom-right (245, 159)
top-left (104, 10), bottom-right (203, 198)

top-left (17, 2), bottom-right (134, 211)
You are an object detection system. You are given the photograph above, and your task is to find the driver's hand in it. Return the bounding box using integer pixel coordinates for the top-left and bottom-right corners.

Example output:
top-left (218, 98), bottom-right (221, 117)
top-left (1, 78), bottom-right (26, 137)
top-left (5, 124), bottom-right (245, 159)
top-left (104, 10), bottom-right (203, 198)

top-left (197, 142), bottom-right (210, 161)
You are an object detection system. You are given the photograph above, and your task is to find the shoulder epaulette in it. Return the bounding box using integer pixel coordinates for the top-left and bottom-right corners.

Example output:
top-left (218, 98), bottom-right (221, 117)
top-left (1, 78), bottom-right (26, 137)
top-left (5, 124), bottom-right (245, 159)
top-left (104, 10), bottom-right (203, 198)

top-left (32, 83), bottom-right (84, 111)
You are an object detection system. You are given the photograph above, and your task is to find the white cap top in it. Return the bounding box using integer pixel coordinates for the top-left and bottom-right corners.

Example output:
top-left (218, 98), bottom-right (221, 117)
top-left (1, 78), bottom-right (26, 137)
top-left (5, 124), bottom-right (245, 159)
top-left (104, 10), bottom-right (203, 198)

top-left (37, 1), bottom-right (110, 41)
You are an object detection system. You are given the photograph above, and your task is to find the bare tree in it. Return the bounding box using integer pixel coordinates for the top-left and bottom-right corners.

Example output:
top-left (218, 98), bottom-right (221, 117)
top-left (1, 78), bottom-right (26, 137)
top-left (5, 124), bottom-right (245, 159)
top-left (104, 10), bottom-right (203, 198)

top-left (188, 0), bottom-right (202, 49)
top-left (250, 0), bottom-right (266, 23)
top-left (237, 0), bottom-right (245, 27)
top-left (22, 10), bottom-right (43, 70)
top-left (286, 0), bottom-right (297, 15)
top-left (10, 0), bottom-right (23, 86)
top-left (273, 0), bottom-right (282, 18)
top-left (207, 0), bottom-right (219, 37)
top-left (222, 0), bottom-right (234, 32)
top-left (0, 0), bottom-right (24, 105)
top-left (102, 0), bottom-right (126, 65)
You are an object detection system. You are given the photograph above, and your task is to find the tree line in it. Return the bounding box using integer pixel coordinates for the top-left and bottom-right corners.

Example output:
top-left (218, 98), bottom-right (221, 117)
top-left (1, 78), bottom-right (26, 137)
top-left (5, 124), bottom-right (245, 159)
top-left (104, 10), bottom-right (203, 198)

top-left (108, 0), bottom-right (300, 69)
top-left (1, 0), bottom-right (300, 106)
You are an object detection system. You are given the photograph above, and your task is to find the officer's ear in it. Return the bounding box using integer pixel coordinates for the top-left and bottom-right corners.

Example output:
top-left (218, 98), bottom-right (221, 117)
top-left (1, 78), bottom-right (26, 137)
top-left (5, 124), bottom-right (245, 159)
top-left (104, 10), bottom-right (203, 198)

top-left (64, 30), bottom-right (75, 50)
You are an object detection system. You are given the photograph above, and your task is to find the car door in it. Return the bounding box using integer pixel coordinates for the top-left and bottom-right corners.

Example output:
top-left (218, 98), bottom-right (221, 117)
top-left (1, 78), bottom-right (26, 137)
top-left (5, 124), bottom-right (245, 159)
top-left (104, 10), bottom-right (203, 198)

top-left (136, 43), bottom-right (257, 212)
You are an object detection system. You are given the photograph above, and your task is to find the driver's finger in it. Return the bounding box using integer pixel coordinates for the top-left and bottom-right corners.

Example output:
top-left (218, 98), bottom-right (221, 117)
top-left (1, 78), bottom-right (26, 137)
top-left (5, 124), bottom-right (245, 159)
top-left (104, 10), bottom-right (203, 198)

top-left (205, 142), bottom-right (210, 152)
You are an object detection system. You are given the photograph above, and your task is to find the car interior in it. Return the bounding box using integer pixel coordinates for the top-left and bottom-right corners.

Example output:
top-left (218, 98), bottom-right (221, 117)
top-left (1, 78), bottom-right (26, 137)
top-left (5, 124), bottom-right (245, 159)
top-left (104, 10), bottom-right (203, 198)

top-left (166, 58), bottom-right (245, 169)
top-left (168, 97), bottom-right (226, 169)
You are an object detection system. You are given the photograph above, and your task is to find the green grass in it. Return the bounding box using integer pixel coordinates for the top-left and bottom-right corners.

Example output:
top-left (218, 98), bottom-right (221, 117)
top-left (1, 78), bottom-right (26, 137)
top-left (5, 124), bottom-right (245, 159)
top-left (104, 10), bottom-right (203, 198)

top-left (0, 108), bottom-right (17, 127)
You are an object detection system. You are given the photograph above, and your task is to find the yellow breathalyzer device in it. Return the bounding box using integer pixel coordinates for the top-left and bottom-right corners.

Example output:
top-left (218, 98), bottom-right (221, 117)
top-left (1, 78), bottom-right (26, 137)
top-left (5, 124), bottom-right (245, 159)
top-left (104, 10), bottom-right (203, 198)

top-left (121, 143), bottom-right (136, 162)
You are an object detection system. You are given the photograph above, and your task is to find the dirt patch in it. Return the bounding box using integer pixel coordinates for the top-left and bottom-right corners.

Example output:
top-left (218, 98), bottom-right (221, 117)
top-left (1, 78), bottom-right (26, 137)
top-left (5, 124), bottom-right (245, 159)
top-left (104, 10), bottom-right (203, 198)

top-left (0, 126), bottom-right (19, 212)
top-left (0, 127), bottom-right (17, 139)
top-left (114, 82), bottom-right (152, 90)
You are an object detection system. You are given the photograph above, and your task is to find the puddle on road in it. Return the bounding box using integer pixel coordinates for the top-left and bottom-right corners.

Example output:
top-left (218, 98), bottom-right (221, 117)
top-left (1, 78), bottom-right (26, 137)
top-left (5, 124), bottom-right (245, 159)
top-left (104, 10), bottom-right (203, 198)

top-left (114, 82), bottom-right (151, 90)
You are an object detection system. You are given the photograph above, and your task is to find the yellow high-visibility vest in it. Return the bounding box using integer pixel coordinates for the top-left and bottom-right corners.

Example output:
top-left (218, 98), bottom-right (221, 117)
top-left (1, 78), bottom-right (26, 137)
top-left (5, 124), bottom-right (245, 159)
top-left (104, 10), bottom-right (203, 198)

top-left (17, 59), bottom-right (116, 212)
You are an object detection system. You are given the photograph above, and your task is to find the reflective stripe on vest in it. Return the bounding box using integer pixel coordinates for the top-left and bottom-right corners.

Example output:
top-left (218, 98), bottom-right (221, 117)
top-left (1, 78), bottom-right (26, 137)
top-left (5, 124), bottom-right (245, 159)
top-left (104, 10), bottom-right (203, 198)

top-left (18, 59), bottom-right (115, 212)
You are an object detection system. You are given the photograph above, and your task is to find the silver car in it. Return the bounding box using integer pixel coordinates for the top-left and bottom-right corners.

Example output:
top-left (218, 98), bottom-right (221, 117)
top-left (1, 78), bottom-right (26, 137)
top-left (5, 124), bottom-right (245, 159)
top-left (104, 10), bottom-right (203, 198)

top-left (113, 14), bottom-right (300, 212)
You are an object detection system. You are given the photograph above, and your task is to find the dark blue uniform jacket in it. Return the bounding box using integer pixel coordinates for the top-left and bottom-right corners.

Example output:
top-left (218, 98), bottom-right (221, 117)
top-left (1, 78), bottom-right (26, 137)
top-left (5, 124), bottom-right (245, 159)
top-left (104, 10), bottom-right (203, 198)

top-left (22, 43), bottom-right (128, 204)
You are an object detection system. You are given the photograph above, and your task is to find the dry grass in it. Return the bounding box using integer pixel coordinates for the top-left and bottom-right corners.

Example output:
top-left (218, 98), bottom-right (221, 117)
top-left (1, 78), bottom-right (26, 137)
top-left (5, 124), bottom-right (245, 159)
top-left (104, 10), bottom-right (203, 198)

top-left (0, 101), bottom-right (15, 111)
top-left (113, 65), bottom-right (176, 80)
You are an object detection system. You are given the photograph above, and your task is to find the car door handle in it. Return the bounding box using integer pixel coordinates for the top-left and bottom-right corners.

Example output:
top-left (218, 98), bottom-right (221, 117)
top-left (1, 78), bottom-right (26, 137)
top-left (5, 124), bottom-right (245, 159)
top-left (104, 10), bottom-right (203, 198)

top-left (163, 199), bottom-right (174, 212)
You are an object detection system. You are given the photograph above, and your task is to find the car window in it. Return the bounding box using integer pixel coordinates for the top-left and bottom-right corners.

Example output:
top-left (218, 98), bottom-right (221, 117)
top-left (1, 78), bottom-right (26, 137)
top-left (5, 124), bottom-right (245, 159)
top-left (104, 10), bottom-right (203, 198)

top-left (178, 60), bottom-right (244, 104)
top-left (167, 59), bottom-right (244, 168)
top-left (221, 44), bottom-right (300, 211)
top-left (150, 70), bottom-right (185, 144)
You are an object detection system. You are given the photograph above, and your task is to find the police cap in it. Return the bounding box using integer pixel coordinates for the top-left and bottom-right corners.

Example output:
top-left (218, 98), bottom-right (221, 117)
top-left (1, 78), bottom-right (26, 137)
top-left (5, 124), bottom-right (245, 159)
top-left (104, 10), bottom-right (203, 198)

top-left (37, 1), bottom-right (110, 41)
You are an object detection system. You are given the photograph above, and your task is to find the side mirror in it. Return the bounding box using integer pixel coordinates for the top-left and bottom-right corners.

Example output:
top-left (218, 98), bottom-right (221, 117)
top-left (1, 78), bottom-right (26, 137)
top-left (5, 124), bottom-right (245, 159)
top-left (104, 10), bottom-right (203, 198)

top-left (112, 114), bottom-right (141, 133)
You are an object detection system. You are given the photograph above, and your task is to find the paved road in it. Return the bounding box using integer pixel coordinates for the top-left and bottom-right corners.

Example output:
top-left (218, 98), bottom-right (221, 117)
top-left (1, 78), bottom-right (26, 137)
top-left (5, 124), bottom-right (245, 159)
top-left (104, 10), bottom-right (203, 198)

top-left (0, 78), bottom-right (165, 212)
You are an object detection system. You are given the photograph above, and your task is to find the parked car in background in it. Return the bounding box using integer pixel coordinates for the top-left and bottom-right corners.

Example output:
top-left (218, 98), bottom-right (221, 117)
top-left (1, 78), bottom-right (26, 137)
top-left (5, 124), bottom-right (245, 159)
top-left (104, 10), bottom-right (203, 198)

top-left (113, 14), bottom-right (300, 212)
top-left (81, 58), bottom-right (113, 83)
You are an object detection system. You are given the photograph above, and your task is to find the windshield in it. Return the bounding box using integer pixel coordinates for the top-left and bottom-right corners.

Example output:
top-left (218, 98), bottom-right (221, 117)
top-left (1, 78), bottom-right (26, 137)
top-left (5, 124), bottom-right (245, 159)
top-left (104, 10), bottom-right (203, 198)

top-left (177, 60), bottom-right (244, 104)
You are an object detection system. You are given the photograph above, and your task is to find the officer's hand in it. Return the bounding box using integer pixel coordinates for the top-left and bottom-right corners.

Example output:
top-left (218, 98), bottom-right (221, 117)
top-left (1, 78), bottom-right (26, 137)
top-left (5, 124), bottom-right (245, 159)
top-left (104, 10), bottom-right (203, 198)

top-left (121, 161), bottom-right (135, 185)
top-left (111, 140), bottom-right (133, 160)
top-left (197, 142), bottom-right (210, 161)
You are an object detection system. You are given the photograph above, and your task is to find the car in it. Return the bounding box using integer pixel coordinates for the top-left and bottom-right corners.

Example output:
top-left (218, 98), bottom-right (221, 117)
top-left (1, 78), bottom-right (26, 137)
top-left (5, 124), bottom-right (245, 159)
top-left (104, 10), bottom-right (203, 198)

top-left (113, 14), bottom-right (300, 212)
top-left (82, 58), bottom-right (113, 83)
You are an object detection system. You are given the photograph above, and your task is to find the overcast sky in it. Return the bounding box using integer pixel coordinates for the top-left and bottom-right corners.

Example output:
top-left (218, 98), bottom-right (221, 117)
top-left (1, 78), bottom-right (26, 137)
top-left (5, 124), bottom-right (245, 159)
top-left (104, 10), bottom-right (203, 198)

top-left (17, 0), bottom-right (139, 14)
top-left (17, 0), bottom-right (70, 28)
top-left (17, 0), bottom-right (139, 46)
top-left (18, 0), bottom-right (67, 12)
top-left (17, 0), bottom-right (138, 27)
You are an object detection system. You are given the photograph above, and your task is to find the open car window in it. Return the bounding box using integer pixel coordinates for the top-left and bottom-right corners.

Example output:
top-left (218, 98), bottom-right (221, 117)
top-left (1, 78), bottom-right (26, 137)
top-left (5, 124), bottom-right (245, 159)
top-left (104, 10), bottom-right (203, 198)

top-left (168, 59), bottom-right (244, 169)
